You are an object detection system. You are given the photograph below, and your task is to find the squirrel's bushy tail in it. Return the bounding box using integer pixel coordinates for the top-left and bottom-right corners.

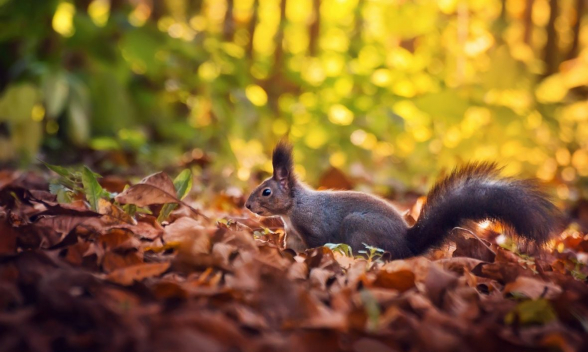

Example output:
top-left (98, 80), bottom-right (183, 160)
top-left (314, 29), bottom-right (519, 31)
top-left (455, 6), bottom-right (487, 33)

top-left (406, 162), bottom-right (561, 256)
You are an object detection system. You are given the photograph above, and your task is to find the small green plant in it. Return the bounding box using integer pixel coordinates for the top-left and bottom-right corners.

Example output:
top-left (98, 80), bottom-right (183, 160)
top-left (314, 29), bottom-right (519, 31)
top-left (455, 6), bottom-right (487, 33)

top-left (157, 169), bottom-right (193, 222)
top-left (324, 243), bottom-right (353, 257)
top-left (504, 299), bottom-right (557, 326)
top-left (357, 243), bottom-right (385, 262)
top-left (43, 162), bottom-right (191, 219)
top-left (43, 162), bottom-right (112, 210)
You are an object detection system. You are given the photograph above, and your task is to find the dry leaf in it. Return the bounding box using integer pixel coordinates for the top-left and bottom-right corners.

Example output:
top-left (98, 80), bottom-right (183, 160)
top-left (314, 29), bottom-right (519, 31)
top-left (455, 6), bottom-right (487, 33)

top-left (107, 262), bottom-right (171, 285)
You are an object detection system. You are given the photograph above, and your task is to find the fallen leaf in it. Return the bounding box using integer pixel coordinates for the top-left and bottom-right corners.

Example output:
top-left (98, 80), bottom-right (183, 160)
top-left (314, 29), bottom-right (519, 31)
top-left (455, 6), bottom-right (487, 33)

top-left (115, 172), bottom-right (178, 207)
top-left (372, 269), bottom-right (416, 292)
top-left (504, 276), bottom-right (563, 300)
top-left (107, 262), bottom-right (171, 285)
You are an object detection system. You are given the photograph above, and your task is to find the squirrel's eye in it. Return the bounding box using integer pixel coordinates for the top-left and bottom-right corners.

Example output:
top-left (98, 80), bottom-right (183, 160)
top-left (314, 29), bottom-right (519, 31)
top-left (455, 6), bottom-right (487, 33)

top-left (262, 188), bottom-right (272, 196)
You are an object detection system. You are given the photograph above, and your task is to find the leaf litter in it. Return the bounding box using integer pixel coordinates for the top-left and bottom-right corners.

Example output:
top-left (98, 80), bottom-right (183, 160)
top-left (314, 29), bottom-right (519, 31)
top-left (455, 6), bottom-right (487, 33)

top-left (0, 167), bottom-right (587, 352)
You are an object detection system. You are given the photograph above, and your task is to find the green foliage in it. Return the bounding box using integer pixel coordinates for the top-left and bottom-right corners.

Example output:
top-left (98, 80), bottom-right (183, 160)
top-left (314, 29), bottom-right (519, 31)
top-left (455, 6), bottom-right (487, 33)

top-left (505, 299), bottom-right (557, 326)
top-left (45, 162), bottom-right (111, 210)
top-left (158, 169), bottom-right (193, 222)
top-left (81, 166), bottom-right (103, 211)
top-left (49, 183), bottom-right (74, 203)
top-left (45, 162), bottom-right (83, 194)
top-left (324, 243), bottom-right (353, 257)
top-left (1, 0), bottom-right (588, 198)
top-left (357, 243), bottom-right (385, 262)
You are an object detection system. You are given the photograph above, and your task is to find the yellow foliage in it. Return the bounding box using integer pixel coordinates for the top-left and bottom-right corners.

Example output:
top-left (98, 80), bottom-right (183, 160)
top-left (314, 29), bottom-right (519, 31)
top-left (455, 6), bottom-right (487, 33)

top-left (31, 104), bottom-right (45, 122)
top-left (198, 61), bottom-right (220, 81)
top-left (245, 85), bottom-right (268, 106)
top-left (329, 151), bottom-right (347, 167)
top-left (305, 127), bottom-right (328, 149)
top-left (371, 69), bottom-right (393, 87)
top-left (328, 104), bottom-right (354, 125)
top-left (272, 119), bottom-right (289, 135)
top-left (555, 148), bottom-right (571, 166)
top-left (88, 0), bottom-right (110, 27)
top-left (536, 75), bottom-right (568, 103)
top-left (52, 2), bottom-right (76, 37)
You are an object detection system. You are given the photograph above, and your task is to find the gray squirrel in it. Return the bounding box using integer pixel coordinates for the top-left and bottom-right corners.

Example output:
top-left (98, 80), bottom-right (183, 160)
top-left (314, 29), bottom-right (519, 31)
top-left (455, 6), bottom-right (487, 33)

top-left (245, 140), bottom-right (561, 258)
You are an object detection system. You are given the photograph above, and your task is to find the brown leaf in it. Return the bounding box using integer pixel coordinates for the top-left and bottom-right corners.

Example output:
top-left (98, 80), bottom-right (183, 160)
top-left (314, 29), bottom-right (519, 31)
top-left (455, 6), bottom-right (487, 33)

top-left (98, 198), bottom-right (136, 226)
top-left (98, 228), bottom-right (140, 251)
top-left (107, 262), bottom-right (170, 285)
top-left (436, 257), bottom-right (486, 275)
top-left (115, 183), bottom-right (179, 207)
top-left (102, 251), bottom-right (143, 273)
top-left (424, 264), bottom-right (459, 306)
top-left (453, 234), bottom-right (495, 262)
top-left (372, 269), bottom-right (416, 292)
top-left (165, 217), bottom-right (210, 252)
top-left (0, 216), bottom-right (18, 255)
top-left (150, 280), bottom-right (189, 300)
top-left (478, 262), bottom-right (535, 284)
top-left (115, 172), bottom-right (178, 207)
top-left (504, 276), bottom-right (563, 300)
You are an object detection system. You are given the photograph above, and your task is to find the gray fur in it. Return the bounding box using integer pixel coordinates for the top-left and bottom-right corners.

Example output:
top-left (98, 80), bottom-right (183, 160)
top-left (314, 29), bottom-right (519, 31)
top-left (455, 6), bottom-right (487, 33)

top-left (245, 143), bottom-right (561, 258)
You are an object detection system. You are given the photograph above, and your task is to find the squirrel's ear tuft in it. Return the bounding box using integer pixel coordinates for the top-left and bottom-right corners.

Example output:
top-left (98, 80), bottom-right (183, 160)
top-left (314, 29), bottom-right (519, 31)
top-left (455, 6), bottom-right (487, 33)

top-left (272, 139), bottom-right (295, 189)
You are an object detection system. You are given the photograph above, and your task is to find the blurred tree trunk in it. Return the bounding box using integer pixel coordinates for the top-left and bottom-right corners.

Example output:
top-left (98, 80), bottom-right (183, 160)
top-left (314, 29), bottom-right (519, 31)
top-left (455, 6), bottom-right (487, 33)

top-left (523, 0), bottom-right (534, 45)
top-left (272, 0), bottom-right (286, 76)
top-left (187, 0), bottom-right (203, 15)
top-left (152, 0), bottom-right (166, 21)
top-left (266, 0), bottom-right (288, 113)
top-left (567, 0), bottom-right (585, 60)
top-left (499, 0), bottom-right (507, 22)
top-left (246, 0), bottom-right (259, 61)
top-left (543, 0), bottom-right (559, 76)
top-left (350, 0), bottom-right (364, 57)
top-left (308, 0), bottom-right (320, 56)
top-left (223, 0), bottom-right (234, 41)
top-left (110, 0), bottom-right (127, 13)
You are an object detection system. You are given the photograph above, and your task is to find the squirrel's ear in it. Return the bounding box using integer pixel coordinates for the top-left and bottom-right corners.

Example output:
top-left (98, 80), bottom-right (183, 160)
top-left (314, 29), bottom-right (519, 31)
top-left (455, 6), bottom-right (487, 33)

top-left (272, 140), bottom-right (294, 189)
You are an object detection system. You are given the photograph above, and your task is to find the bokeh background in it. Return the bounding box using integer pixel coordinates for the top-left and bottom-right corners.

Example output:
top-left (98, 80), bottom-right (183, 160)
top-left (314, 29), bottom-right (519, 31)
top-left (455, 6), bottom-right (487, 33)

top-left (1, 0), bottom-right (587, 200)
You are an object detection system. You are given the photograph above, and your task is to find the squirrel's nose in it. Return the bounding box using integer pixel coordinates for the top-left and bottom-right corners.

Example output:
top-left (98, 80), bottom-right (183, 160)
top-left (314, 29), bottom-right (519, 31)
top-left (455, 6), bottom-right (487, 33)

top-left (245, 202), bottom-right (251, 210)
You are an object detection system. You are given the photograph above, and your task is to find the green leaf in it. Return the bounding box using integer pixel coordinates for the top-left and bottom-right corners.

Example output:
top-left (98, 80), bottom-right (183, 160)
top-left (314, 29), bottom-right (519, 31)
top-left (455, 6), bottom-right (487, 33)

top-left (123, 203), bottom-right (137, 217)
top-left (324, 243), bottom-right (353, 257)
top-left (81, 166), bottom-right (103, 211)
top-left (43, 71), bottom-right (69, 117)
top-left (173, 169), bottom-right (193, 200)
top-left (157, 169), bottom-right (192, 223)
top-left (42, 160), bottom-right (74, 178)
top-left (571, 269), bottom-right (587, 281)
top-left (49, 183), bottom-right (73, 203)
top-left (505, 299), bottom-right (557, 326)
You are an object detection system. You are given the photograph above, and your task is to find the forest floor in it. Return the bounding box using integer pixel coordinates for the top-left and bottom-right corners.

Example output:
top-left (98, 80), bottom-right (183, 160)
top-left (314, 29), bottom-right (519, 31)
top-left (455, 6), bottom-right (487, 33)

top-left (0, 168), bottom-right (587, 352)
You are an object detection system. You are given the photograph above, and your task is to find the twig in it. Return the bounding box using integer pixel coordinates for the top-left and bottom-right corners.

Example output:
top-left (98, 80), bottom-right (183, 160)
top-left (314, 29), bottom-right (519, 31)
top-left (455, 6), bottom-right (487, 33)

top-left (181, 201), bottom-right (210, 221)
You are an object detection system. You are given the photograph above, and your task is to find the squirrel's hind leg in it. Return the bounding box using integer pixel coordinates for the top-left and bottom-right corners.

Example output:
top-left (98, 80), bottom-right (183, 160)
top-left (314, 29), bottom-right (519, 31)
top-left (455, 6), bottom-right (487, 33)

top-left (340, 213), bottom-right (412, 259)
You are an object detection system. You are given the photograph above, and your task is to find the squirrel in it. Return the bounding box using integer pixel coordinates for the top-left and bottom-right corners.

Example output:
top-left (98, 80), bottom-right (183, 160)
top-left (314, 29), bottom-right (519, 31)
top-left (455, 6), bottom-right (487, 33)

top-left (245, 140), bottom-right (561, 258)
